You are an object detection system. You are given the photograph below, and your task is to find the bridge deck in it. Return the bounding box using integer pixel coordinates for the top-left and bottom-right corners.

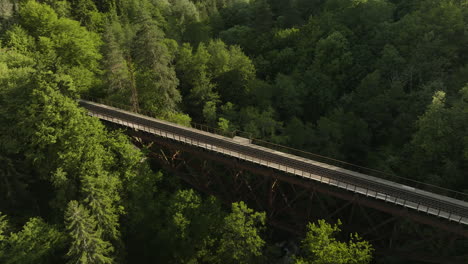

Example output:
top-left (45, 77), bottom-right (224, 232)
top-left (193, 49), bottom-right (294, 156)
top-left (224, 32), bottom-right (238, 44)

top-left (78, 100), bottom-right (468, 226)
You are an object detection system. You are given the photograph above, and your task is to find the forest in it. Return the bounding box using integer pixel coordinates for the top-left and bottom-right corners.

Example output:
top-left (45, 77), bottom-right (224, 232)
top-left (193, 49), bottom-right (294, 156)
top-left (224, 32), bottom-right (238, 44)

top-left (0, 0), bottom-right (467, 263)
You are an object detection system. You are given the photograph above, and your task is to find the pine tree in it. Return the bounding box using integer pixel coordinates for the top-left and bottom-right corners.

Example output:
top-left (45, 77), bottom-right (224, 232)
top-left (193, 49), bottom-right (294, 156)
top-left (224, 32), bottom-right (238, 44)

top-left (65, 201), bottom-right (113, 264)
top-left (101, 18), bottom-right (140, 111)
top-left (103, 22), bottom-right (134, 104)
top-left (132, 19), bottom-right (181, 115)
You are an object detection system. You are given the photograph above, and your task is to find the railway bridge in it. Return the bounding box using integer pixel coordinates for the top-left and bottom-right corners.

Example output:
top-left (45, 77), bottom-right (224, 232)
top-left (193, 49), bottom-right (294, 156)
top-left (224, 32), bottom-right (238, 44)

top-left (79, 99), bottom-right (468, 263)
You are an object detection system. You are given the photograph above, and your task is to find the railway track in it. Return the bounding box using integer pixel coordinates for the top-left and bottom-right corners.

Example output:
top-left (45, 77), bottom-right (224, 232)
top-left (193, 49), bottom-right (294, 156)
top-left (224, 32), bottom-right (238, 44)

top-left (78, 99), bottom-right (468, 227)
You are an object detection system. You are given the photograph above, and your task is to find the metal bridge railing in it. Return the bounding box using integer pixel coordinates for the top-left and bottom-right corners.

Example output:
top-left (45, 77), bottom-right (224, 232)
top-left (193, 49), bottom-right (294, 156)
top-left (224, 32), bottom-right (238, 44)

top-left (249, 139), bottom-right (468, 202)
top-left (81, 95), bottom-right (236, 138)
top-left (80, 100), bottom-right (468, 224)
top-left (79, 95), bottom-right (468, 203)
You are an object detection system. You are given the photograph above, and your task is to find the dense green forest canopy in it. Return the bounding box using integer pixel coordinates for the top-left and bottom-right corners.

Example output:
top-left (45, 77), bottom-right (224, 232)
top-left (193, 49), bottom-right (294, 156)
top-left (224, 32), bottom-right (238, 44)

top-left (0, 0), bottom-right (467, 263)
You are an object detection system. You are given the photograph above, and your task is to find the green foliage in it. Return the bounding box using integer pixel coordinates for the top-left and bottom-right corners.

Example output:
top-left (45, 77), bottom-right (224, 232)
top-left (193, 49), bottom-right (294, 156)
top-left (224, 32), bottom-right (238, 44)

top-left (251, 0), bottom-right (273, 32)
top-left (167, 0), bottom-right (201, 41)
top-left (238, 106), bottom-right (282, 139)
top-left (313, 31), bottom-right (353, 86)
top-left (132, 19), bottom-right (181, 115)
top-left (68, 0), bottom-right (104, 31)
top-left (0, 213), bottom-right (7, 241)
top-left (41, 0), bottom-right (72, 18)
top-left (161, 189), bottom-right (224, 263)
top-left (52, 18), bottom-right (102, 71)
top-left (216, 201), bottom-right (266, 264)
top-left (1, 0), bottom-right (468, 263)
top-left (295, 220), bottom-right (373, 264)
top-left (203, 100), bottom-right (217, 124)
top-left (312, 109), bottom-right (370, 163)
top-left (4, 25), bottom-right (36, 54)
top-left (126, 183), bottom-right (266, 264)
top-left (408, 86), bottom-right (468, 189)
top-left (7, 74), bottom-right (125, 242)
top-left (217, 117), bottom-right (232, 134)
top-left (176, 42), bottom-right (217, 120)
top-left (175, 39), bottom-right (255, 121)
top-left (164, 111), bottom-right (193, 126)
top-left (219, 25), bottom-right (254, 47)
top-left (0, 44), bottom-right (142, 253)
top-left (14, 0), bottom-right (103, 93)
top-left (19, 0), bottom-right (58, 36)
top-left (273, 73), bottom-right (306, 118)
top-left (206, 39), bottom-right (255, 104)
top-left (412, 91), bottom-right (451, 156)
top-left (65, 201), bottom-right (113, 264)
top-left (0, 216), bottom-right (65, 264)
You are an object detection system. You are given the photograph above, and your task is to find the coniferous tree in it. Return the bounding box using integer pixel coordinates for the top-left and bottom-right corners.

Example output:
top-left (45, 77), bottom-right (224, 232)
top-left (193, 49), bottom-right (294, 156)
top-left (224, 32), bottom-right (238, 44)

top-left (132, 19), bottom-right (181, 115)
top-left (65, 201), bottom-right (113, 264)
top-left (102, 22), bottom-right (132, 101)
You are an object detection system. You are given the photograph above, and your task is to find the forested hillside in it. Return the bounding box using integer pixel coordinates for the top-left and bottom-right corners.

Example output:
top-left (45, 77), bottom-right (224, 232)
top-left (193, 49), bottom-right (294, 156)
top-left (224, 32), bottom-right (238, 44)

top-left (0, 0), bottom-right (466, 263)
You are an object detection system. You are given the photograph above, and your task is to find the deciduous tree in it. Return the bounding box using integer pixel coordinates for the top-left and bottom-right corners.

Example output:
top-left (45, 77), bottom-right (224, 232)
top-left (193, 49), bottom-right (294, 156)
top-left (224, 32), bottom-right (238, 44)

top-left (295, 219), bottom-right (373, 264)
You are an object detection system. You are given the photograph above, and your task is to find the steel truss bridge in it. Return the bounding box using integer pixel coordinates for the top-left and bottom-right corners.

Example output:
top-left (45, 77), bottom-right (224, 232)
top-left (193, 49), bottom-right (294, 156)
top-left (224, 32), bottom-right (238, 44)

top-left (79, 99), bottom-right (468, 263)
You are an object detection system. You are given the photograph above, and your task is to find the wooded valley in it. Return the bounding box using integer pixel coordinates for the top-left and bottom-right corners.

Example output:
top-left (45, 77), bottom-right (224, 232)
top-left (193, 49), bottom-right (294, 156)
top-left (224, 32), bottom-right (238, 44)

top-left (0, 0), bottom-right (467, 263)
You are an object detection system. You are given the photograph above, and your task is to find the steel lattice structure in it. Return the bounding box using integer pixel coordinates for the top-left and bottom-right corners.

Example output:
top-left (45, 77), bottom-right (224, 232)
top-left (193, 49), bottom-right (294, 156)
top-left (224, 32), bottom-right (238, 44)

top-left (79, 99), bottom-right (468, 263)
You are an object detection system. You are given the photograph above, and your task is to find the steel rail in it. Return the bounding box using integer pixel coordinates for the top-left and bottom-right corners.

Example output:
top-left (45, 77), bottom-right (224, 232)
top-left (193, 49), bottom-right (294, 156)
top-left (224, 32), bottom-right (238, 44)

top-left (80, 95), bottom-right (468, 202)
top-left (78, 99), bottom-right (468, 226)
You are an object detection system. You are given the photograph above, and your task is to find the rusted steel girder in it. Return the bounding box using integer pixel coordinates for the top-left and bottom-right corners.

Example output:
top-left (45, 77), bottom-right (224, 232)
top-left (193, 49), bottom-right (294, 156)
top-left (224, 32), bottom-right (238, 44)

top-left (124, 127), bottom-right (468, 238)
top-left (100, 122), bottom-right (468, 263)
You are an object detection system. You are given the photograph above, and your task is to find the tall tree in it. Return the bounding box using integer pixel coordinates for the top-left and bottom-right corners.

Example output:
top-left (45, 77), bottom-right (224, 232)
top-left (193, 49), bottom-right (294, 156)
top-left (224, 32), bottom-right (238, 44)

top-left (132, 19), bottom-right (181, 115)
top-left (176, 42), bottom-right (218, 121)
top-left (65, 201), bottom-right (113, 264)
top-left (408, 87), bottom-right (468, 190)
top-left (102, 21), bottom-right (133, 103)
